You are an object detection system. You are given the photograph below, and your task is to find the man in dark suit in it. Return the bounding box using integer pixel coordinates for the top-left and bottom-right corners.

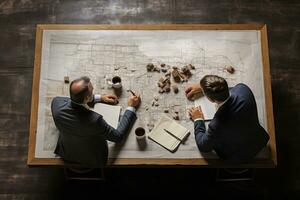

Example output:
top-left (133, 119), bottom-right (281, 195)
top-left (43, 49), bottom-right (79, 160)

top-left (185, 75), bottom-right (269, 164)
top-left (51, 76), bottom-right (141, 168)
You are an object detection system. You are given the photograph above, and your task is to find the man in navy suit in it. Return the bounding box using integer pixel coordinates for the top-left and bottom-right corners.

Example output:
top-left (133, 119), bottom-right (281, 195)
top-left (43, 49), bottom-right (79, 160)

top-left (185, 75), bottom-right (269, 164)
top-left (51, 76), bottom-right (140, 167)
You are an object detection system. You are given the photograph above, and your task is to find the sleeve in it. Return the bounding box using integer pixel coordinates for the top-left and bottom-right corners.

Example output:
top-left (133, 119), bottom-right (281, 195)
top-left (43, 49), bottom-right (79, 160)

top-left (194, 120), bottom-right (215, 152)
top-left (97, 110), bottom-right (137, 142)
top-left (87, 95), bottom-right (101, 108)
top-left (126, 106), bottom-right (136, 113)
top-left (94, 94), bottom-right (102, 103)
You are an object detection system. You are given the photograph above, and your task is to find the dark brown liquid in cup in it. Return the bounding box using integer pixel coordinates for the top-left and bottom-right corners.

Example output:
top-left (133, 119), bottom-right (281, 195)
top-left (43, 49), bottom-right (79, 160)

top-left (135, 128), bottom-right (145, 136)
top-left (112, 76), bottom-right (121, 84)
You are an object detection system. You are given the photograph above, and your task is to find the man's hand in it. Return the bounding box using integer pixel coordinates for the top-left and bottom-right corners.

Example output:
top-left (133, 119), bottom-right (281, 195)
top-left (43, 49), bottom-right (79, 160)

top-left (101, 94), bottom-right (118, 105)
top-left (188, 106), bottom-right (204, 121)
top-left (185, 84), bottom-right (203, 100)
top-left (128, 92), bottom-right (141, 108)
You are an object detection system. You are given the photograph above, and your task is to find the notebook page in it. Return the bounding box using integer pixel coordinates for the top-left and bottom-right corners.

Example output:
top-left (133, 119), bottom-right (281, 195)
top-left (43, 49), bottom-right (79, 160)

top-left (93, 103), bottom-right (121, 129)
top-left (194, 97), bottom-right (216, 120)
top-left (166, 120), bottom-right (190, 141)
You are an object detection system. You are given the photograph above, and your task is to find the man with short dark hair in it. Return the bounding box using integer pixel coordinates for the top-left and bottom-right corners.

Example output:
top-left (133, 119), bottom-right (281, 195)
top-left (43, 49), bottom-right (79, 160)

top-left (51, 76), bottom-right (141, 167)
top-left (185, 75), bottom-right (269, 164)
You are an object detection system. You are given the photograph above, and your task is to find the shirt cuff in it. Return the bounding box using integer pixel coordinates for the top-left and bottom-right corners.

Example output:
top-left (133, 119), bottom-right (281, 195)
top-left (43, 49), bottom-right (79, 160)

top-left (194, 118), bottom-right (204, 122)
top-left (126, 106), bottom-right (136, 113)
top-left (94, 94), bottom-right (102, 103)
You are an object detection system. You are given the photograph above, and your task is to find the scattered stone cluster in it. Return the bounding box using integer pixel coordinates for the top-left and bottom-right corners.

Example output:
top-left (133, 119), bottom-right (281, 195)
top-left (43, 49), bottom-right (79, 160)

top-left (146, 62), bottom-right (196, 95)
top-left (146, 63), bottom-right (161, 72)
top-left (172, 64), bottom-right (195, 83)
top-left (151, 95), bottom-right (160, 107)
top-left (145, 63), bottom-right (196, 121)
top-left (157, 76), bottom-right (171, 93)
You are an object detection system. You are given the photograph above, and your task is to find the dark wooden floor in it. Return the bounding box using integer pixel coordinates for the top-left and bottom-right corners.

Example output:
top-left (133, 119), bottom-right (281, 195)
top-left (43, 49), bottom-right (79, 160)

top-left (0, 0), bottom-right (299, 199)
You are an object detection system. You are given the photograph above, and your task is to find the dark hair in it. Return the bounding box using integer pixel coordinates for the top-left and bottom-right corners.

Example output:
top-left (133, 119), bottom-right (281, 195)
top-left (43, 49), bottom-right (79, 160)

top-left (69, 76), bottom-right (91, 104)
top-left (200, 75), bottom-right (229, 102)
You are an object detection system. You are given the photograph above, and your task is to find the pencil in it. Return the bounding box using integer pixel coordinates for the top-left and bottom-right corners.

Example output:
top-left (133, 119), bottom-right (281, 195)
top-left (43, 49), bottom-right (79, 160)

top-left (128, 89), bottom-right (136, 96)
top-left (163, 128), bottom-right (181, 141)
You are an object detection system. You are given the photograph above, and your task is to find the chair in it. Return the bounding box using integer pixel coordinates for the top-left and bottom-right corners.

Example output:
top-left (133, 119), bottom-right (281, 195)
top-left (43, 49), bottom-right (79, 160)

top-left (216, 168), bottom-right (255, 182)
top-left (64, 167), bottom-right (105, 181)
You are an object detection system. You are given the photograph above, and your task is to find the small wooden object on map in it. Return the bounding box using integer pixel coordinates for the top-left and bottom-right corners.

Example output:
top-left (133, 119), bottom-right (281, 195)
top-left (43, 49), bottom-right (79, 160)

top-left (225, 65), bottom-right (235, 74)
top-left (146, 63), bottom-right (154, 71)
top-left (172, 68), bottom-right (181, 82)
top-left (172, 84), bottom-right (179, 93)
top-left (64, 76), bottom-right (69, 84)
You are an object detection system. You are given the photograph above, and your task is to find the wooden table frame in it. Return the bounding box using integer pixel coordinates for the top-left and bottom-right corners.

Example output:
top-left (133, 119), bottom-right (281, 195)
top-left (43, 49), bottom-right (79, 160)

top-left (28, 24), bottom-right (277, 168)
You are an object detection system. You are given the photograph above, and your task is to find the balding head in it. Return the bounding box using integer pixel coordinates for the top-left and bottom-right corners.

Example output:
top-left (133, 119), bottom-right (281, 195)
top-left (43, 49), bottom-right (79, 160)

top-left (70, 76), bottom-right (93, 104)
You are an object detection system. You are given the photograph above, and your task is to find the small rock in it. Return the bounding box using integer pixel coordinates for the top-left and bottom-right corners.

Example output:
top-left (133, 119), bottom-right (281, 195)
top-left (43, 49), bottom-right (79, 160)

top-left (172, 69), bottom-right (181, 82)
top-left (146, 63), bottom-right (155, 71)
top-left (225, 65), bottom-right (235, 74)
top-left (161, 63), bottom-right (166, 67)
top-left (181, 66), bottom-right (192, 77)
top-left (163, 84), bottom-right (171, 92)
top-left (158, 82), bottom-right (164, 88)
top-left (173, 114), bottom-right (179, 120)
top-left (155, 102), bottom-right (159, 107)
top-left (64, 76), bottom-right (70, 84)
top-left (161, 68), bottom-right (168, 73)
top-left (187, 64), bottom-right (195, 70)
top-left (147, 124), bottom-right (154, 131)
top-left (152, 100), bottom-right (156, 106)
top-left (164, 109), bottom-right (169, 113)
top-left (159, 77), bottom-right (165, 82)
top-left (114, 66), bottom-right (120, 70)
top-left (153, 66), bottom-right (160, 72)
top-left (164, 77), bottom-right (171, 84)
top-left (172, 84), bottom-right (179, 93)
top-left (154, 96), bottom-right (159, 101)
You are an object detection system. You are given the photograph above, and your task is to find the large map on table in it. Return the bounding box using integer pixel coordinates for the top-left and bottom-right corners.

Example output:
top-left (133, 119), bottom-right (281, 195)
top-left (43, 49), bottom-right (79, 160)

top-left (35, 29), bottom-right (268, 159)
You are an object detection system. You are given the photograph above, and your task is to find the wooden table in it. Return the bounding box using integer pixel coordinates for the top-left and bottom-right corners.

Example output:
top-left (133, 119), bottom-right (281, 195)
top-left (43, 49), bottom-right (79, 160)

top-left (28, 24), bottom-right (276, 168)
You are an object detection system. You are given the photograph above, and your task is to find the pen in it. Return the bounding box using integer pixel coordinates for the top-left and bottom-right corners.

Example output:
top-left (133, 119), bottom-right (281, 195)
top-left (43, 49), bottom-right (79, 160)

top-left (163, 128), bottom-right (181, 141)
top-left (127, 89), bottom-right (136, 96)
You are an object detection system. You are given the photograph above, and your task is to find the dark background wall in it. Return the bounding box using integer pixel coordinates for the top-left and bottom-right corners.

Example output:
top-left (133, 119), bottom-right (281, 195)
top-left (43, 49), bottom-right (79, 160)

top-left (0, 0), bottom-right (299, 199)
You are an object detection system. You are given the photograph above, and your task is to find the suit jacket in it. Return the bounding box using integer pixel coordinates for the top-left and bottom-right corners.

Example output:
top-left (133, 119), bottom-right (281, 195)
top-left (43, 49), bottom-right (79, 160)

top-left (51, 96), bottom-right (137, 168)
top-left (194, 83), bottom-right (270, 164)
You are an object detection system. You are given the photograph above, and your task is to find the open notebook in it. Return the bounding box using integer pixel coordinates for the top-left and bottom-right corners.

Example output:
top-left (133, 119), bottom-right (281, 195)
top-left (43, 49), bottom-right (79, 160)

top-left (92, 103), bottom-right (121, 129)
top-left (148, 115), bottom-right (190, 152)
top-left (194, 96), bottom-right (217, 121)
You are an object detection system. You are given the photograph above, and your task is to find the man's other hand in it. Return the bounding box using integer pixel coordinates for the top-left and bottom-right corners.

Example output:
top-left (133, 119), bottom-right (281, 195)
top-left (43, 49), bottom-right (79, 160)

top-left (188, 106), bottom-right (204, 120)
top-left (101, 94), bottom-right (118, 105)
top-left (128, 92), bottom-right (141, 108)
top-left (185, 84), bottom-right (203, 100)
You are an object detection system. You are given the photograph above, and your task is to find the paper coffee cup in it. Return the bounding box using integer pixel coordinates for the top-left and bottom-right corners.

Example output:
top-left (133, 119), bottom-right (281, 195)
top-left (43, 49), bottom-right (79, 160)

top-left (112, 76), bottom-right (122, 89)
top-left (135, 127), bottom-right (146, 139)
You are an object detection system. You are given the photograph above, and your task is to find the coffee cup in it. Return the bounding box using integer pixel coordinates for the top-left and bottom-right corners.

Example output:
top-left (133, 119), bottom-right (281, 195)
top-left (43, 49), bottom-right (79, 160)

top-left (112, 76), bottom-right (122, 89)
top-left (135, 127), bottom-right (146, 140)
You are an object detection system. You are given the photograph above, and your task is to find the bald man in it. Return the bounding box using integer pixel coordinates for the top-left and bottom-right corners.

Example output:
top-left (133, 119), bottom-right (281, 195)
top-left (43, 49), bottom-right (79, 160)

top-left (51, 76), bottom-right (140, 167)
